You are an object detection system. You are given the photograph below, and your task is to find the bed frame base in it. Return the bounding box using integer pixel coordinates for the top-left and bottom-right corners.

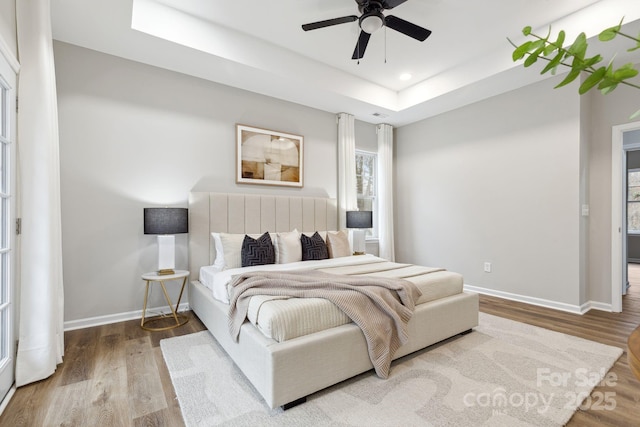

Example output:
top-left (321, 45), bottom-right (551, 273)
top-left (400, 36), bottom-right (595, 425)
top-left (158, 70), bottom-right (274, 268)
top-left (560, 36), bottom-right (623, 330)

top-left (279, 327), bottom-right (477, 410)
top-left (189, 279), bottom-right (479, 409)
top-left (281, 396), bottom-right (307, 410)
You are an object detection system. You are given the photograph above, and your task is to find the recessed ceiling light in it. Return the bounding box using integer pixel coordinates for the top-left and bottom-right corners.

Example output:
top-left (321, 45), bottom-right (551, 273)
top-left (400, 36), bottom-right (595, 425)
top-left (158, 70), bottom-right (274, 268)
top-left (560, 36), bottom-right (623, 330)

top-left (399, 73), bottom-right (412, 81)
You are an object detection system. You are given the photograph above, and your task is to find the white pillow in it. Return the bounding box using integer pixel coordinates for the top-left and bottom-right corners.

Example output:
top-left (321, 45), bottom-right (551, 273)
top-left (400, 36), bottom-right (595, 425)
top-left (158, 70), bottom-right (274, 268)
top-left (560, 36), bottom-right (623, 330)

top-left (211, 232), bottom-right (225, 268)
top-left (326, 230), bottom-right (351, 258)
top-left (218, 233), bottom-right (246, 270)
top-left (275, 229), bottom-right (301, 264)
top-left (213, 232), bottom-right (276, 269)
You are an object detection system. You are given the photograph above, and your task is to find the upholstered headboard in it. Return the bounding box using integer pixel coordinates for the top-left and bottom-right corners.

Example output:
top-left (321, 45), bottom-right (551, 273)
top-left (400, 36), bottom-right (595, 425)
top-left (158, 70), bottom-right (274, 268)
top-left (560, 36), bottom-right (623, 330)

top-left (188, 192), bottom-right (338, 280)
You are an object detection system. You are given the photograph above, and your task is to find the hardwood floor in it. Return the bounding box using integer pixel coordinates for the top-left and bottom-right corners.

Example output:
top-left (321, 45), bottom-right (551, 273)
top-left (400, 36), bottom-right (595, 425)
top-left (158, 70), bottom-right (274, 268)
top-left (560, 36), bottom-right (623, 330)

top-left (1, 274), bottom-right (639, 426)
top-left (0, 312), bottom-right (207, 427)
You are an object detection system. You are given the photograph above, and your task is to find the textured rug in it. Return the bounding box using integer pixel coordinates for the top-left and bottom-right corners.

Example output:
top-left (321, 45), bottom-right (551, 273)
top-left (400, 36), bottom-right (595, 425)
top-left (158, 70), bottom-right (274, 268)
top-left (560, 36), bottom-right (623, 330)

top-left (160, 313), bottom-right (622, 426)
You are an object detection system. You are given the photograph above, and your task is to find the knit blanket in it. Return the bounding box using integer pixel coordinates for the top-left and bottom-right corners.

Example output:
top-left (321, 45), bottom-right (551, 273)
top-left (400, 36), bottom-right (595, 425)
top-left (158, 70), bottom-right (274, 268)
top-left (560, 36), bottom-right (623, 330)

top-left (227, 270), bottom-right (422, 378)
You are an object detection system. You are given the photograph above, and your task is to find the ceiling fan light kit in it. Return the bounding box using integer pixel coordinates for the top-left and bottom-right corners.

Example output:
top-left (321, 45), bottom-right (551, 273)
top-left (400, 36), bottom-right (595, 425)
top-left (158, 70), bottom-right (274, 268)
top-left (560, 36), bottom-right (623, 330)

top-left (301, 0), bottom-right (431, 60)
top-left (360, 11), bottom-right (384, 34)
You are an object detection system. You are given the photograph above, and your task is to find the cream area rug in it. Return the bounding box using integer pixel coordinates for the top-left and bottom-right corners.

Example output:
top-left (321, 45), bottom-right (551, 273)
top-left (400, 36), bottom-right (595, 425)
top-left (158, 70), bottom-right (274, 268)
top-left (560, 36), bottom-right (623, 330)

top-left (160, 313), bottom-right (623, 426)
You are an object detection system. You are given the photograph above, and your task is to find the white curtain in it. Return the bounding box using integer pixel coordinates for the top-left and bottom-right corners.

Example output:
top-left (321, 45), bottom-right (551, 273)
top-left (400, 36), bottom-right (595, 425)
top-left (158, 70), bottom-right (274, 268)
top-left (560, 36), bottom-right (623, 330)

top-left (377, 124), bottom-right (395, 261)
top-left (15, 0), bottom-right (65, 386)
top-left (337, 113), bottom-right (357, 230)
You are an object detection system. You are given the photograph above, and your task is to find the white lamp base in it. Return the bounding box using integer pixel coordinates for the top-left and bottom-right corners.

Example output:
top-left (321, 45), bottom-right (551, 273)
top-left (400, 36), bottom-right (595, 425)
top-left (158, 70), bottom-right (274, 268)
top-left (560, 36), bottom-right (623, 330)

top-left (351, 229), bottom-right (366, 255)
top-left (157, 235), bottom-right (176, 275)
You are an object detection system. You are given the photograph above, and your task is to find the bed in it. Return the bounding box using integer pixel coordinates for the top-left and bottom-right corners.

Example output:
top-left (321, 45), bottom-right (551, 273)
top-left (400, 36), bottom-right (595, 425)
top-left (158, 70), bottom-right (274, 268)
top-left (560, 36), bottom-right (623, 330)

top-left (187, 192), bottom-right (479, 409)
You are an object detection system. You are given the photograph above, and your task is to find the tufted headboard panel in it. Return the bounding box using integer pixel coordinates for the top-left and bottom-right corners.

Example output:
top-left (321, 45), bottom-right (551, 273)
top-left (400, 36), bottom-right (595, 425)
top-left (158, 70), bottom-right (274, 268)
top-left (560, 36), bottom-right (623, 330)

top-left (188, 192), bottom-right (338, 280)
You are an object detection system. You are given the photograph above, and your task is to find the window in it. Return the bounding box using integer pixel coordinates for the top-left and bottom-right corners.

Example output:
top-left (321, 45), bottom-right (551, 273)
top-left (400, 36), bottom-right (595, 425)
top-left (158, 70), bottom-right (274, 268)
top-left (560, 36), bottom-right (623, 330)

top-left (628, 169), bottom-right (640, 233)
top-left (355, 150), bottom-right (377, 238)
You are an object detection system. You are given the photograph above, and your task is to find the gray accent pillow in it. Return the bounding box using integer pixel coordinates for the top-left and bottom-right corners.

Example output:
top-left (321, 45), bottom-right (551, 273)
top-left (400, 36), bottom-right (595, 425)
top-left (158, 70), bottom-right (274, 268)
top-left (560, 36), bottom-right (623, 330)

top-left (301, 231), bottom-right (329, 261)
top-left (241, 232), bottom-right (275, 267)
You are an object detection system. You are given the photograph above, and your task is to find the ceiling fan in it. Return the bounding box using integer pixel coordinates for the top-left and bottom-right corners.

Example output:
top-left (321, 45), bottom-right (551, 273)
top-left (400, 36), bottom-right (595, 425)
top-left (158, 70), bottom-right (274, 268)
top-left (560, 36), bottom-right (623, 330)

top-left (301, 0), bottom-right (432, 60)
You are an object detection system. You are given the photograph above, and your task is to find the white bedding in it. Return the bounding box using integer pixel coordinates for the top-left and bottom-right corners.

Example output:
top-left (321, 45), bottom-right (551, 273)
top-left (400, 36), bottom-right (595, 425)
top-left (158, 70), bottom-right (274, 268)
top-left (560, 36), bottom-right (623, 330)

top-left (199, 255), bottom-right (464, 342)
top-left (200, 254), bottom-right (384, 304)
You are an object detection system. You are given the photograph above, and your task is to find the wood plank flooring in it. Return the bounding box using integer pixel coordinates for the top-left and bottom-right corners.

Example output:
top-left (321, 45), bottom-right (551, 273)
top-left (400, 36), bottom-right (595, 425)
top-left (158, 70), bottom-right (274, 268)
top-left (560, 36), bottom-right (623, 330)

top-left (1, 272), bottom-right (639, 426)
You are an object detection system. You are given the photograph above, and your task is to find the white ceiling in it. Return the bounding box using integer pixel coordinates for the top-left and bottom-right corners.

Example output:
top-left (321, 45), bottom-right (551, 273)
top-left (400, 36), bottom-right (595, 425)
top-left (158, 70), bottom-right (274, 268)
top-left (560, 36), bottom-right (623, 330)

top-left (51, 0), bottom-right (640, 126)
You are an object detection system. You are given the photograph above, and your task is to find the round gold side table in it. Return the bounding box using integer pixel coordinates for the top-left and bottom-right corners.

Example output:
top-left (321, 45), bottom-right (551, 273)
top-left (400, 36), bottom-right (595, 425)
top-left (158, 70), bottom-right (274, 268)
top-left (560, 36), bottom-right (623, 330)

top-left (140, 270), bottom-right (189, 331)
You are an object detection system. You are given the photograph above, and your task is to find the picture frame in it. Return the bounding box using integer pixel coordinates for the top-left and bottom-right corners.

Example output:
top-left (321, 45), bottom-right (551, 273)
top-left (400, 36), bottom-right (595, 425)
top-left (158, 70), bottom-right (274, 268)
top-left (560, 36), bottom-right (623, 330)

top-left (236, 124), bottom-right (304, 188)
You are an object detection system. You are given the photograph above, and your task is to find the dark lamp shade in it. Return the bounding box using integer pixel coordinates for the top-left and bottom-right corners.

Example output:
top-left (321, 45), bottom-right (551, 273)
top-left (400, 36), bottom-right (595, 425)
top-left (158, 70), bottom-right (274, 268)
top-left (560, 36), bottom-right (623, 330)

top-left (144, 208), bottom-right (188, 235)
top-left (346, 210), bottom-right (373, 229)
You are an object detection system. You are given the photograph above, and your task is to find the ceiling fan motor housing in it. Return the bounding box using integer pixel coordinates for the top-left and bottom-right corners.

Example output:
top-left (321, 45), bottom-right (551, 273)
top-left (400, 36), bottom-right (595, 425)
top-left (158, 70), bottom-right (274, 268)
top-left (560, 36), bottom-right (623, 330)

top-left (358, 1), bottom-right (385, 34)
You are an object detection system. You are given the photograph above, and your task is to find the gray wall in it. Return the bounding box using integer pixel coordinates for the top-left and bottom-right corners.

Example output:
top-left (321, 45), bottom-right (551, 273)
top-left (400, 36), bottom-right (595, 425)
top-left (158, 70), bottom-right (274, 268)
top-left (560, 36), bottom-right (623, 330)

top-left (0, 0), bottom-right (16, 59)
top-left (395, 68), bottom-right (640, 309)
top-left (54, 42), bottom-right (376, 323)
top-left (355, 120), bottom-right (378, 153)
top-left (395, 77), bottom-right (585, 307)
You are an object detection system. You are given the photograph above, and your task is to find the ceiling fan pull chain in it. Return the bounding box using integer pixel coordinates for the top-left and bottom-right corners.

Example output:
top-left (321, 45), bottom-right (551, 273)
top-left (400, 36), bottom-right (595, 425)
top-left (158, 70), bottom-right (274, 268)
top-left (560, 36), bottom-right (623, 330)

top-left (384, 25), bottom-right (387, 63)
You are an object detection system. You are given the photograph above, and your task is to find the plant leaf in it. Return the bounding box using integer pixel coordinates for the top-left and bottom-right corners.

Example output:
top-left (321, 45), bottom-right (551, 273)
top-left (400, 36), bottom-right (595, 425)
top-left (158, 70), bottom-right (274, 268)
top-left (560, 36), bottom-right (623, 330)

top-left (631, 108), bottom-right (640, 120)
top-left (599, 81), bottom-right (618, 94)
top-left (522, 26), bottom-right (532, 36)
top-left (554, 30), bottom-right (566, 48)
top-left (567, 33), bottom-right (588, 60)
top-left (541, 51), bottom-right (565, 74)
top-left (543, 42), bottom-right (558, 56)
top-left (599, 26), bottom-right (620, 41)
top-left (524, 47), bottom-right (545, 67)
top-left (512, 41), bottom-right (533, 61)
top-left (555, 68), bottom-right (581, 89)
top-left (582, 54), bottom-right (603, 68)
top-left (579, 67), bottom-right (606, 94)
top-left (613, 66), bottom-right (639, 80)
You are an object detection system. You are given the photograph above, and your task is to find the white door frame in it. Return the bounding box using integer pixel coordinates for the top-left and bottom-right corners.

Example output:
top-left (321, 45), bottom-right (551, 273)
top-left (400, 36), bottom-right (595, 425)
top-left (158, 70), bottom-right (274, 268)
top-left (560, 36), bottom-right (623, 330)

top-left (0, 38), bottom-right (18, 409)
top-left (611, 121), bottom-right (640, 312)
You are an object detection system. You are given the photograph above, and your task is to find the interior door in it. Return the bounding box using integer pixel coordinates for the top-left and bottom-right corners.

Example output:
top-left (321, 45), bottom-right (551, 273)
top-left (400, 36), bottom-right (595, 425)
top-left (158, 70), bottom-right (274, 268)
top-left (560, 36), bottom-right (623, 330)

top-left (0, 52), bottom-right (16, 402)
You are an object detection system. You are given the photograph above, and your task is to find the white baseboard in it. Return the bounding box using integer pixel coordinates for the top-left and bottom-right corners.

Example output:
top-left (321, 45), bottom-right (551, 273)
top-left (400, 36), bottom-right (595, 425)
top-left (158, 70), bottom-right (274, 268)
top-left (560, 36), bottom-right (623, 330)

top-left (578, 300), bottom-right (614, 313)
top-left (463, 284), bottom-right (613, 314)
top-left (0, 385), bottom-right (15, 416)
top-left (63, 302), bottom-right (190, 331)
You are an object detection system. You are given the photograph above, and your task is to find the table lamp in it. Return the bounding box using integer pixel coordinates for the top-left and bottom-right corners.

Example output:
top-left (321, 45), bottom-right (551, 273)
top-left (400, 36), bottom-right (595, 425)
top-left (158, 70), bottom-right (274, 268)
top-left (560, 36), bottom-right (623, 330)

top-left (144, 207), bottom-right (188, 275)
top-left (346, 210), bottom-right (372, 255)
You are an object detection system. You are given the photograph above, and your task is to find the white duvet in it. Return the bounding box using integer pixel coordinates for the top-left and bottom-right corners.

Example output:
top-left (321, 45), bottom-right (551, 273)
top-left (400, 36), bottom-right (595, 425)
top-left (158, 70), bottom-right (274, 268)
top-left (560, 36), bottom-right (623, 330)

top-left (198, 255), bottom-right (464, 342)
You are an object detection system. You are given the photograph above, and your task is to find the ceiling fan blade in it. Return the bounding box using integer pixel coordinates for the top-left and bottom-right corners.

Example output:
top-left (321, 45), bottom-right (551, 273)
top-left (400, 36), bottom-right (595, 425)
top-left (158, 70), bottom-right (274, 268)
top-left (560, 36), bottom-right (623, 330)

top-left (302, 15), bottom-right (358, 31)
top-left (352, 31), bottom-right (371, 60)
top-left (381, 0), bottom-right (408, 9)
top-left (385, 15), bottom-right (432, 41)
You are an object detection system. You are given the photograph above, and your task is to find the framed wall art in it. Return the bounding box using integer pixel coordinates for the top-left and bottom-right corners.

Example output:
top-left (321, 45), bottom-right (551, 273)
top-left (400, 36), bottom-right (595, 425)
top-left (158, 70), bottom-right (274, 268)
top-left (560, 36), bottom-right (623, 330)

top-left (236, 124), bottom-right (304, 188)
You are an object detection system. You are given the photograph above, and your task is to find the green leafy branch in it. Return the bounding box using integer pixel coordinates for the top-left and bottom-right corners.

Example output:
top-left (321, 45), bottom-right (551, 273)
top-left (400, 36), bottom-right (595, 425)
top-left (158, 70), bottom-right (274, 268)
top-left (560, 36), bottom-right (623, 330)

top-left (508, 18), bottom-right (640, 118)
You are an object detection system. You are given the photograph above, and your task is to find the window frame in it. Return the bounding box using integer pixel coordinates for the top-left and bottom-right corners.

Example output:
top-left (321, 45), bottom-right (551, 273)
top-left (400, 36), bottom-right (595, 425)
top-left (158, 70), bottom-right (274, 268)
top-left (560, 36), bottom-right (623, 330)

top-left (627, 167), bottom-right (640, 234)
top-left (355, 149), bottom-right (378, 239)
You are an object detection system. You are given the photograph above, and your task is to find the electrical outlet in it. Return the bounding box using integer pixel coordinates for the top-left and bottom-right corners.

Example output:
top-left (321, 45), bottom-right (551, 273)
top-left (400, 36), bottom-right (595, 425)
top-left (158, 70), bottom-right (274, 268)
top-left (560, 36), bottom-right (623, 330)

top-left (484, 262), bottom-right (492, 273)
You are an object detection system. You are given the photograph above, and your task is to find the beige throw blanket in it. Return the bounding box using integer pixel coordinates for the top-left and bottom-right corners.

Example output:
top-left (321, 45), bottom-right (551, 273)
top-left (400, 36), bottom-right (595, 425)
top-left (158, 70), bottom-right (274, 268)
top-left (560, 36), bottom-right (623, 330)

top-left (227, 270), bottom-right (422, 378)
